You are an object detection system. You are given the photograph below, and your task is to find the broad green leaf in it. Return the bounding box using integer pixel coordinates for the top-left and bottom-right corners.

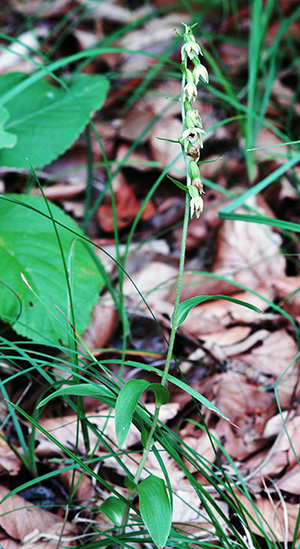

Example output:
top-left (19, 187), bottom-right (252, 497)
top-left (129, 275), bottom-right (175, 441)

top-left (0, 72), bottom-right (109, 169)
top-left (38, 384), bottom-right (116, 409)
top-left (99, 496), bottom-right (127, 526)
top-left (138, 475), bottom-right (172, 549)
top-left (0, 105), bottom-right (17, 149)
top-left (0, 194), bottom-right (104, 345)
top-left (115, 379), bottom-right (169, 448)
top-left (174, 294), bottom-right (262, 328)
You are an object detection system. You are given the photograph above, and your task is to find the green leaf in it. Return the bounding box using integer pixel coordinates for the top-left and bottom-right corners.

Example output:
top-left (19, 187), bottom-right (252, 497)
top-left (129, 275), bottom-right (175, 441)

top-left (115, 379), bottom-right (149, 448)
top-left (174, 294), bottom-right (262, 328)
top-left (148, 383), bottom-right (170, 406)
top-left (124, 476), bottom-right (137, 492)
top-left (167, 175), bottom-right (188, 192)
top-left (0, 105), bottom-right (17, 149)
top-left (0, 72), bottom-right (109, 169)
top-left (99, 496), bottom-right (127, 526)
top-left (0, 194), bottom-right (104, 345)
top-left (138, 475), bottom-right (172, 548)
top-left (38, 383), bottom-right (116, 409)
top-left (115, 380), bottom-right (169, 448)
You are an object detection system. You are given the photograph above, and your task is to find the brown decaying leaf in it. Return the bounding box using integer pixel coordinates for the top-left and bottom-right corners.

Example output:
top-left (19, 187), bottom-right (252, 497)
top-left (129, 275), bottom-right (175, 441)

top-left (150, 117), bottom-right (186, 177)
top-left (123, 260), bottom-right (178, 308)
top-left (82, 299), bottom-right (118, 351)
top-left (256, 416), bottom-right (300, 481)
top-left (96, 172), bottom-right (155, 232)
top-left (272, 275), bottom-right (300, 320)
top-left (0, 537), bottom-right (19, 549)
top-left (0, 486), bottom-right (67, 542)
top-left (169, 196), bottom-right (285, 303)
top-left (0, 436), bottom-right (22, 476)
top-left (237, 490), bottom-right (300, 543)
top-left (20, 521), bottom-right (77, 549)
top-left (231, 329), bottom-right (297, 377)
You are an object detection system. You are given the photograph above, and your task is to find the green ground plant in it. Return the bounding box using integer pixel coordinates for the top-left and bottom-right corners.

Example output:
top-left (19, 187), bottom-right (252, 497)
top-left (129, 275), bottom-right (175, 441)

top-left (0, 1), bottom-right (300, 548)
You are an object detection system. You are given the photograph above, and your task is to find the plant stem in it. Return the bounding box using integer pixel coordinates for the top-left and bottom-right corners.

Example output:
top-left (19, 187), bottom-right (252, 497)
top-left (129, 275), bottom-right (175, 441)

top-left (120, 143), bottom-right (190, 535)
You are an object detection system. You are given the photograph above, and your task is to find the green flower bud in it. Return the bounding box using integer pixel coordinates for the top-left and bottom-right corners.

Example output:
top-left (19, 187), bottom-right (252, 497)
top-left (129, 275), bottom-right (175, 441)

top-left (188, 185), bottom-right (199, 199)
top-left (189, 160), bottom-right (200, 181)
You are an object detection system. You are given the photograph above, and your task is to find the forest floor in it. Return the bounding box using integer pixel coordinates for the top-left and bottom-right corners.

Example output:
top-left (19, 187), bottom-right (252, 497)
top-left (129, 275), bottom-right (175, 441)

top-left (1, 1), bottom-right (300, 548)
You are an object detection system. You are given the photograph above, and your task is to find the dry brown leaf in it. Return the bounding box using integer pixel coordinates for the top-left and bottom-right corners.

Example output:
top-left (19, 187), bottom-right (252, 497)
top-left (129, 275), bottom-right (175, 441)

top-left (272, 275), bottom-right (300, 319)
top-left (30, 182), bottom-right (86, 200)
top-left (237, 490), bottom-right (300, 542)
top-left (213, 202), bottom-right (285, 290)
top-left (119, 102), bottom-right (156, 143)
top-left (118, 13), bottom-right (187, 74)
top-left (257, 416), bottom-right (300, 479)
top-left (180, 428), bottom-right (218, 474)
top-left (0, 486), bottom-right (65, 542)
top-left (20, 521), bottom-right (77, 548)
top-left (11, 0), bottom-right (72, 16)
top-left (36, 411), bottom-right (118, 455)
top-left (0, 537), bottom-right (19, 549)
top-left (254, 127), bottom-right (290, 163)
top-left (58, 468), bottom-right (96, 504)
top-left (123, 260), bottom-right (178, 307)
top-left (150, 117), bottom-right (185, 177)
top-left (0, 436), bottom-right (22, 476)
top-left (116, 143), bottom-right (152, 172)
top-left (277, 462), bottom-right (300, 495)
top-left (234, 329), bottom-right (297, 378)
top-left (200, 371), bottom-right (275, 459)
top-left (169, 196), bottom-right (285, 303)
top-left (202, 326), bottom-right (251, 348)
top-left (96, 172), bottom-right (154, 232)
top-left (82, 299), bottom-right (118, 351)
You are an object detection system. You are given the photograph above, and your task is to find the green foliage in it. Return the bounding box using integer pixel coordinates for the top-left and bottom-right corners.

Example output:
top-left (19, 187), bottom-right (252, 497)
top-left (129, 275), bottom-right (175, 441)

top-left (0, 194), bottom-right (104, 345)
top-left (0, 105), bottom-right (17, 149)
top-left (138, 474), bottom-right (172, 549)
top-left (99, 496), bottom-right (127, 527)
top-left (115, 379), bottom-right (170, 448)
top-left (38, 383), bottom-right (116, 409)
top-left (0, 72), bottom-right (109, 169)
top-left (174, 294), bottom-right (262, 328)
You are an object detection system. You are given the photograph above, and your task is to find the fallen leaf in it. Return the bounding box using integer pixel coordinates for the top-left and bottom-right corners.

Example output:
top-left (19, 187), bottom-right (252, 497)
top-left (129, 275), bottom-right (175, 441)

top-left (82, 298), bottom-right (118, 351)
top-left (233, 329), bottom-right (297, 378)
top-left (237, 490), bottom-right (300, 542)
top-left (0, 486), bottom-right (64, 542)
top-left (0, 436), bottom-right (22, 476)
top-left (272, 275), bottom-right (300, 320)
top-left (150, 117), bottom-right (185, 177)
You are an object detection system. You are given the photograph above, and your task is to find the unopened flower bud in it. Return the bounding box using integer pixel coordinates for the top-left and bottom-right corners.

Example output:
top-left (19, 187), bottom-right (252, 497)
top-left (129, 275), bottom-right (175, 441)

top-left (189, 160), bottom-right (200, 181)
top-left (188, 185), bottom-right (199, 199)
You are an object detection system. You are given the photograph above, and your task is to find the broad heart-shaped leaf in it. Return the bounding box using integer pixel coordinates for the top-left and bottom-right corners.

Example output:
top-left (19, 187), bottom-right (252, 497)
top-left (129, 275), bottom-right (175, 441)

top-left (38, 383), bottom-right (116, 409)
top-left (0, 105), bottom-right (17, 149)
top-left (138, 475), bottom-right (172, 549)
top-left (99, 496), bottom-right (127, 527)
top-left (173, 294), bottom-right (262, 328)
top-left (115, 379), bottom-right (169, 448)
top-left (0, 194), bottom-right (104, 345)
top-left (0, 72), bottom-right (109, 169)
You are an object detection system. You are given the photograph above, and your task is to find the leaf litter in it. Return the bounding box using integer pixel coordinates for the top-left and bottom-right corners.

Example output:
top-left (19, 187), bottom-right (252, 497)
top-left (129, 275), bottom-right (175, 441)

top-left (1, 1), bottom-right (300, 547)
